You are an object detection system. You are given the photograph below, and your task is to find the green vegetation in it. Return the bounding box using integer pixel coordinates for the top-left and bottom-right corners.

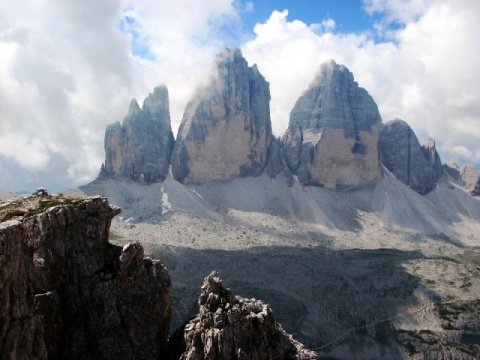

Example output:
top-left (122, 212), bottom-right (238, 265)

top-left (1, 209), bottom-right (26, 222)
top-left (25, 197), bottom-right (83, 217)
top-left (0, 196), bottom-right (83, 222)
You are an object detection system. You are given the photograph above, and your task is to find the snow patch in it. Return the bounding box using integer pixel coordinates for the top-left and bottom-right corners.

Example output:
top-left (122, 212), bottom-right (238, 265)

top-left (190, 188), bottom-right (204, 200)
top-left (161, 186), bottom-right (172, 214)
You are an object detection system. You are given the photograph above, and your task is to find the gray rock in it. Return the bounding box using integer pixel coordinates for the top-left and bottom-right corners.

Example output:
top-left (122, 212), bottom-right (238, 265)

top-left (379, 119), bottom-right (438, 195)
top-left (421, 138), bottom-right (443, 178)
top-left (282, 60), bottom-right (382, 189)
top-left (265, 137), bottom-right (284, 178)
top-left (172, 48), bottom-right (272, 184)
top-left (101, 85), bottom-right (175, 183)
top-left (0, 194), bottom-right (172, 359)
top-left (176, 271), bottom-right (317, 360)
top-left (444, 162), bottom-right (480, 196)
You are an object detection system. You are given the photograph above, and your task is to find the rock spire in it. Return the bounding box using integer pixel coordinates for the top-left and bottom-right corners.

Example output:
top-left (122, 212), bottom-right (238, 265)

top-left (100, 85), bottom-right (175, 183)
top-left (379, 119), bottom-right (440, 194)
top-left (282, 60), bottom-right (382, 189)
top-left (171, 48), bottom-right (272, 184)
top-left (173, 271), bottom-right (317, 360)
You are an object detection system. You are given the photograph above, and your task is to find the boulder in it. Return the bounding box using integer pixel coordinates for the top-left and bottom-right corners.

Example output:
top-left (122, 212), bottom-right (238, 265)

top-left (101, 85), bottom-right (175, 183)
top-left (282, 60), bottom-right (382, 189)
top-left (172, 48), bottom-right (272, 184)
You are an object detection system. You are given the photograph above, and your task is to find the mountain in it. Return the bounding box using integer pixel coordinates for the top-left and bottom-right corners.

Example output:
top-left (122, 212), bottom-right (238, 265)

top-left (84, 49), bottom-right (480, 359)
top-left (379, 119), bottom-right (440, 194)
top-left (282, 60), bottom-right (382, 189)
top-left (171, 48), bottom-right (272, 184)
top-left (100, 85), bottom-right (175, 183)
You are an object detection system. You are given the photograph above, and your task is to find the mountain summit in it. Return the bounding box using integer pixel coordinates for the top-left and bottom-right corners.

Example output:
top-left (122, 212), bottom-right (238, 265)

top-left (100, 85), bottom-right (175, 183)
top-left (282, 60), bottom-right (382, 189)
top-left (171, 48), bottom-right (272, 184)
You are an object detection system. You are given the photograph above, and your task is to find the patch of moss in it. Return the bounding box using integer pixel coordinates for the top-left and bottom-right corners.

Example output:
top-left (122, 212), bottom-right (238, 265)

top-left (25, 197), bottom-right (83, 217)
top-left (1, 209), bottom-right (26, 222)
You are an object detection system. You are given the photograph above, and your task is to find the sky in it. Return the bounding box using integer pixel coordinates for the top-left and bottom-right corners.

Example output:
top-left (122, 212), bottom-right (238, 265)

top-left (1, 0), bottom-right (479, 192)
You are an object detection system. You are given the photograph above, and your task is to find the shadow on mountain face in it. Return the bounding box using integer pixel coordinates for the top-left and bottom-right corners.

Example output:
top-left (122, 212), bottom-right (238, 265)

top-left (151, 243), bottom-right (433, 358)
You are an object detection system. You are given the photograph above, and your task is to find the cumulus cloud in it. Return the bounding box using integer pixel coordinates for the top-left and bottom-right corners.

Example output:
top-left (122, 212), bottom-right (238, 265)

top-left (0, 0), bottom-right (479, 192)
top-left (242, 0), bottom-right (480, 167)
top-left (0, 0), bottom-right (241, 192)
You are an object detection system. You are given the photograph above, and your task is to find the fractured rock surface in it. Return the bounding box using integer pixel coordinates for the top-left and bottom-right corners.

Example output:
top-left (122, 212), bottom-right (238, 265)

top-left (172, 48), bottom-right (272, 184)
top-left (101, 85), bottom-right (175, 183)
top-left (379, 119), bottom-right (439, 195)
top-left (175, 271), bottom-right (317, 360)
top-left (0, 193), bottom-right (171, 359)
top-left (282, 60), bottom-right (382, 188)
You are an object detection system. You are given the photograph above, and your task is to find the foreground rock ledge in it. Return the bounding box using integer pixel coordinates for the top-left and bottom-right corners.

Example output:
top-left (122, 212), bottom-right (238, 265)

top-left (0, 194), bottom-right (171, 359)
top-left (173, 271), bottom-right (317, 360)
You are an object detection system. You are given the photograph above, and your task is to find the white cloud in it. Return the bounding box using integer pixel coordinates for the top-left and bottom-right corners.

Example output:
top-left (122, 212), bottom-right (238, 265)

top-left (0, 0), bottom-right (241, 192)
top-left (242, 1), bottom-right (480, 169)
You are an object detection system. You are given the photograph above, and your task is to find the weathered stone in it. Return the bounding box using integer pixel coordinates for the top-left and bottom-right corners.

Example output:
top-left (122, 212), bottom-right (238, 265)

top-left (176, 271), bottom-right (317, 360)
top-left (282, 60), bottom-right (382, 189)
top-left (421, 138), bottom-right (443, 178)
top-left (172, 48), bottom-right (272, 184)
top-left (101, 85), bottom-right (175, 183)
top-left (445, 162), bottom-right (480, 196)
top-left (379, 119), bottom-right (438, 195)
top-left (0, 194), bottom-right (172, 359)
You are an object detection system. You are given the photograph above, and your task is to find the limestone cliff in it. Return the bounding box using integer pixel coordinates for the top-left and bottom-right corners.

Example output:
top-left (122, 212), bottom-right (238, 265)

top-left (172, 271), bottom-right (317, 360)
top-left (0, 192), bottom-right (172, 359)
top-left (379, 119), bottom-right (439, 195)
top-left (100, 85), bottom-right (175, 183)
top-left (421, 138), bottom-right (443, 178)
top-left (172, 48), bottom-right (272, 184)
top-left (444, 162), bottom-right (480, 196)
top-left (282, 60), bottom-right (382, 189)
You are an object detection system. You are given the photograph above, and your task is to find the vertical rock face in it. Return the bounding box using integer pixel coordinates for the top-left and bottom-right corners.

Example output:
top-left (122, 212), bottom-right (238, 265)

top-left (101, 85), bottom-right (175, 183)
top-left (379, 119), bottom-right (439, 195)
top-left (421, 138), bottom-right (443, 178)
top-left (0, 193), bottom-right (172, 359)
top-left (282, 60), bottom-right (382, 189)
top-left (445, 163), bottom-right (480, 196)
top-left (175, 271), bottom-right (317, 360)
top-left (171, 48), bottom-right (272, 184)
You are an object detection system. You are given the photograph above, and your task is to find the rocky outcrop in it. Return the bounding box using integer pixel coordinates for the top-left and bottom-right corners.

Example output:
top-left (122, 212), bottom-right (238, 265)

top-left (174, 271), bottom-right (317, 360)
top-left (444, 163), bottom-right (480, 196)
top-left (379, 119), bottom-right (438, 195)
top-left (0, 192), bottom-right (171, 359)
top-left (421, 138), bottom-right (443, 178)
top-left (100, 85), bottom-right (175, 183)
top-left (172, 48), bottom-right (272, 184)
top-left (282, 60), bottom-right (382, 189)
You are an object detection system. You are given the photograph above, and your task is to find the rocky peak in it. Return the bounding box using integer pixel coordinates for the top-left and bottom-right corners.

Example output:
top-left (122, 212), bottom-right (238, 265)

top-left (282, 60), bottom-right (382, 188)
top-left (176, 271), bottom-right (317, 360)
top-left (445, 163), bottom-right (480, 196)
top-left (171, 48), bottom-right (272, 184)
top-left (379, 119), bottom-right (439, 194)
top-left (100, 85), bottom-right (175, 184)
top-left (421, 138), bottom-right (443, 178)
top-left (0, 193), bottom-right (172, 359)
